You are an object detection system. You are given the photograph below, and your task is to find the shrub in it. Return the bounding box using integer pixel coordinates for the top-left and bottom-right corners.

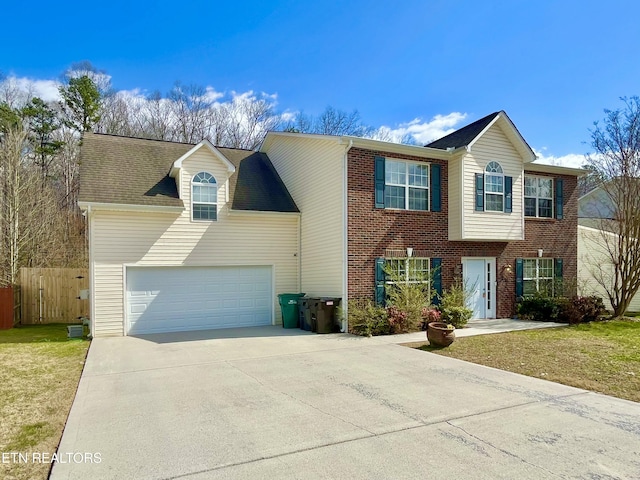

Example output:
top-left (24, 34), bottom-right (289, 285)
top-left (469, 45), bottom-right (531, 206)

top-left (516, 295), bottom-right (561, 322)
top-left (348, 298), bottom-right (390, 336)
top-left (557, 296), bottom-right (607, 324)
top-left (383, 260), bottom-right (433, 332)
top-left (384, 282), bottom-right (430, 332)
top-left (439, 280), bottom-right (473, 328)
top-left (421, 307), bottom-right (441, 329)
top-left (440, 306), bottom-right (473, 328)
top-left (387, 306), bottom-right (411, 333)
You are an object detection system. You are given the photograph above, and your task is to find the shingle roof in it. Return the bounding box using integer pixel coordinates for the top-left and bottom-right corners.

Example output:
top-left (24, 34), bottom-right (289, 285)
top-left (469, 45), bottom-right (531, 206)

top-left (217, 148), bottom-right (299, 212)
top-left (426, 112), bottom-right (501, 150)
top-left (79, 133), bottom-right (299, 213)
top-left (79, 133), bottom-right (189, 207)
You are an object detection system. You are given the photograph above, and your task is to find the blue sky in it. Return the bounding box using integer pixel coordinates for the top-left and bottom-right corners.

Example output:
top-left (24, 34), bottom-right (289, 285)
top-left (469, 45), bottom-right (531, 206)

top-left (2, 0), bottom-right (639, 166)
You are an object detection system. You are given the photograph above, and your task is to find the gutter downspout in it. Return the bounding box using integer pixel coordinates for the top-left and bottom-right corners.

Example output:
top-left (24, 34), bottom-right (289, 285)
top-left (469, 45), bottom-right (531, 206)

top-left (87, 204), bottom-right (95, 339)
top-left (341, 139), bottom-right (353, 332)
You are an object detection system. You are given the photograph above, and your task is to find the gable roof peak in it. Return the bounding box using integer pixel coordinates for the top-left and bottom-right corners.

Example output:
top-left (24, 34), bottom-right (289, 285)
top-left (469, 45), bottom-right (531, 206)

top-left (425, 111), bottom-right (502, 150)
top-left (426, 110), bottom-right (535, 162)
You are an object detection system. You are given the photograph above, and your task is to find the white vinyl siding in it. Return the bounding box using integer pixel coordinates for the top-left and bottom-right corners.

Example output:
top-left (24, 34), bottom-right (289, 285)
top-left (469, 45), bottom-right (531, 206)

top-left (578, 225), bottom-right (640, 312)
top-left (263, 136), bottom-right (344, 297)
top-left (447, 155), bottom-right (464, 240)
top-left (461, 123), bottom-right (524, 240)
top-left (90, 148), bottom-right (299, 337)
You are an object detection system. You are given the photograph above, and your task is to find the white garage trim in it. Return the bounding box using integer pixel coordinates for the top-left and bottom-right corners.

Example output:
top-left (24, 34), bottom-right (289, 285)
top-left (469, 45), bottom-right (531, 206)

top-left (124, 264), bottom-right (275, 335)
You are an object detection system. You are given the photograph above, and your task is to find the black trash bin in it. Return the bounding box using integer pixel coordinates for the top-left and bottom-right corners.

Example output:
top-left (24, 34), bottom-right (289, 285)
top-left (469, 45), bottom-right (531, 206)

top-left (297, 297), bottom-right (317, 331)
top-left (313, 297), bottom-right (342, 334)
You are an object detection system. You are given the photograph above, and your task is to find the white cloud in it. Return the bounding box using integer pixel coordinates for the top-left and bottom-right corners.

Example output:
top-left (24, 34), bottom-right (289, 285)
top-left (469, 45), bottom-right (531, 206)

top-left (203, 86), bottom-right (224, 103)
top-left (2, 76), bottom-right (62, 102)
top-left (374, 112), bottom-right (468, 144)
top-left (533, 147), bottom-right (587, 169)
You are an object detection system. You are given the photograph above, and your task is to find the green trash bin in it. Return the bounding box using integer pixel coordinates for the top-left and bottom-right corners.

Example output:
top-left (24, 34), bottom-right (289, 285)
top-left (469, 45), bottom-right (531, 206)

top-left (278, 293), bottom-right (306, 328)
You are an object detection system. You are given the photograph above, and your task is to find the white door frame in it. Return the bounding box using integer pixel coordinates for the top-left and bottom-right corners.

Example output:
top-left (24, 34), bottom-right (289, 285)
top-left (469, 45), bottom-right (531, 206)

top-left (461, 257), bottom-right (496, 319)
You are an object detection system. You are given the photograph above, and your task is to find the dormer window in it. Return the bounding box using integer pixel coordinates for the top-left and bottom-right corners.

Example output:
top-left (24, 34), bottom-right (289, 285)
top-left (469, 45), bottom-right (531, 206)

top-left (484, 162), bottom-right (504, 212)
top-left (192, 172), bottom-right (217, 221)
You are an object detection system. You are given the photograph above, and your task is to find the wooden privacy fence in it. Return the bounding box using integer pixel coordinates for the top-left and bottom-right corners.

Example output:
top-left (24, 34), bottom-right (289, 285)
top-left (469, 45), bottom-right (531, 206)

top-left (19, 268), bottom-right (89, 324)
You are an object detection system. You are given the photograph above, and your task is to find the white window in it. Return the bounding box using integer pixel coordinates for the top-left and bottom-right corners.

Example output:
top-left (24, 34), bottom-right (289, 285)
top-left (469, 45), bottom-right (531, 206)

top-left (525, 176), bottom-right (553, 218)
top-left (485, 161), bottom-right (504, 212)
top-left (385, 160), bottom-right (429, 211)
top-left (385, 258), bottom-right (430, 284)
top-left (523, 258), bottom-right (554, 296)
top-left (191, 171), bottom-right (217, 221)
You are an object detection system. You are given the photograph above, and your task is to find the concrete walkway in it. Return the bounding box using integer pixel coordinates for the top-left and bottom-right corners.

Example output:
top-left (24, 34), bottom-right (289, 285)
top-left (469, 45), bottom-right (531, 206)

top-left (375, 317), bottom-right (566, 344)
top-left (51, 321), bottom-right (639, 480)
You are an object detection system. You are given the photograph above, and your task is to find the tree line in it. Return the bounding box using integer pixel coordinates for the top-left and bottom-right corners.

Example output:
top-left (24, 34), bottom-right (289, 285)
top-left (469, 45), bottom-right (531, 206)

top-left (0, 62), bottom-right (390, 286)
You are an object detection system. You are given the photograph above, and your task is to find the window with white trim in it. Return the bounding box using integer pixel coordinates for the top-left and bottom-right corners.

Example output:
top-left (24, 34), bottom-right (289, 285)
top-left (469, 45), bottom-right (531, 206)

top-left (191, 171), bottom-right (217, 221)
top-left (523, 258), bottom-right (554, 296)
top-left (485, 161), bottom-right (504, 212)
top-left (524, 176), bottom-right (553, 218)
top-left (384, 159), bottom-right (429, 211)
top-left (385, 258), bottom-right (430, 284)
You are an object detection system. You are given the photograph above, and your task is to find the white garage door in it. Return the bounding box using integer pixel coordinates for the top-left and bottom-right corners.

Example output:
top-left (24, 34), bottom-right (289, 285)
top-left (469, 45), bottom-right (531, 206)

top-left (126, 266), bottom-right (272, 335)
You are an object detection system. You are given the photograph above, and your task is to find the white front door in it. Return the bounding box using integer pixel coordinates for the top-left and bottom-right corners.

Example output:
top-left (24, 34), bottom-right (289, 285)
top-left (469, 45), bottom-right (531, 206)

top-left (462, 258), bottom-right (496, 319)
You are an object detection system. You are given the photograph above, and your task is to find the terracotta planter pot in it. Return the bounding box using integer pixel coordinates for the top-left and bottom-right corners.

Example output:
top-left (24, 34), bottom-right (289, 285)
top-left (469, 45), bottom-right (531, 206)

top-left (427, 322), bottom-right (456, 347)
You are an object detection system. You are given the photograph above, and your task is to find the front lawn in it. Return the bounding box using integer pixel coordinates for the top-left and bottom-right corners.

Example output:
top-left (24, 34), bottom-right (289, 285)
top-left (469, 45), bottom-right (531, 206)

top-left (0, 325), bottom-right (90, 480)
top-left (416, 320), bottom-right (640, 403)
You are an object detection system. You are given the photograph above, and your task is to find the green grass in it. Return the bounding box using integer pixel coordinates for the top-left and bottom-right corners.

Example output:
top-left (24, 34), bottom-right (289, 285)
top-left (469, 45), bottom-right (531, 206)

top-left (0, 324), bottom-right (90, 480)
top-left (416, 319), bottom-right (640, 403)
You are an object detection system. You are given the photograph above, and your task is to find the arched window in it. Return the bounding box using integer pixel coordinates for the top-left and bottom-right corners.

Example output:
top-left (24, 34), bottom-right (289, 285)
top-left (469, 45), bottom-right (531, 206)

top-left (484, 161), bottom-right (504, 212)
top-left (191, 172), bottom-right (217, 221)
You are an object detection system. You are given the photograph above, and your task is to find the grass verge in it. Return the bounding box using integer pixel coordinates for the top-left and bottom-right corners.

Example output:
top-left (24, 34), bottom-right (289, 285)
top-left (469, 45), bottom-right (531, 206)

top-left (415, 319), bottom-right (640, 403)
top-left (0, 324), bottom-right (90, 480)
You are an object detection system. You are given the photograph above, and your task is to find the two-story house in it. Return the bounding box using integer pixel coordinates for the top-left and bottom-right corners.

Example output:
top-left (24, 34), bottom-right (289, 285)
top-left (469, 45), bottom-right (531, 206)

top-left (79, 111), bottom-right (583, 336)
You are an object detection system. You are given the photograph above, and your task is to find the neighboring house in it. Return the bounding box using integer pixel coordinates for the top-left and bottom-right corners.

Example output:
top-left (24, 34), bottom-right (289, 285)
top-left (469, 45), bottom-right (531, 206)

top-left (578, 185), bottom-right (640, 311)
top-left (79, 111), bottom-right (584, 337)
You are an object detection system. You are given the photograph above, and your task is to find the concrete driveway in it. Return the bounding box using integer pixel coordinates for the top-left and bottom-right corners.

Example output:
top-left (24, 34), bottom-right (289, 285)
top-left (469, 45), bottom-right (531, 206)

top-left (52, 327), bottom-right (640, 480)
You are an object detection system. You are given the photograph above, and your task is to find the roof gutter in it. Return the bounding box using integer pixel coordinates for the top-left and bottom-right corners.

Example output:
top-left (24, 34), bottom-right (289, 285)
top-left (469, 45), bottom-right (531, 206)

top-left (77, 201), bottom-right (184, 213)
top-left (228, 209), bottom-right (300, 217)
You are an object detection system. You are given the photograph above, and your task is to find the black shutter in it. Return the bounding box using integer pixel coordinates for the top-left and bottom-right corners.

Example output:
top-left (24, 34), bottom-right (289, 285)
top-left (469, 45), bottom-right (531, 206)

top-left (375, 257), bottom-right (386, 305)
top-left (375, 156), bottom-right (385, 209)
top-left (430, 164), bottom-right (441, 212)
top-left (504, 176), bottom-right (513, 213)
top-left (431, 258), bottom-right (442, 305)
top-left (555, 178), bottom-right (564, 219)
top-left (475, 173), bottom-right (484, 211)
top-left (515, 258), bottom-right (524, 298)
top-left (554, 258), bottom-right (564, 296)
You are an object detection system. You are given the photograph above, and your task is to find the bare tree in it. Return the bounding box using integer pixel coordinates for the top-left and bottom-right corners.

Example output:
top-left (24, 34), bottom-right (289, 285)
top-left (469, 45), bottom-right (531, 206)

top-left (284, 106), bottom-right (372, 137)
top-left (584, 96), bottom-right (640, 316)
top-left (139, 91), bottom-right (173, 140)
top-left (222, 92), bottom-right (281, 149)
top-left (168, 83), bottom-right (214, 143)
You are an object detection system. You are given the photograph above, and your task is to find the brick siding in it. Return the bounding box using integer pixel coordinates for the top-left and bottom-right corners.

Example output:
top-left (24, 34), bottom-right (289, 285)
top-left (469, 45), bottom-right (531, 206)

top-left (347, 147), bottom-right (578, 318)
